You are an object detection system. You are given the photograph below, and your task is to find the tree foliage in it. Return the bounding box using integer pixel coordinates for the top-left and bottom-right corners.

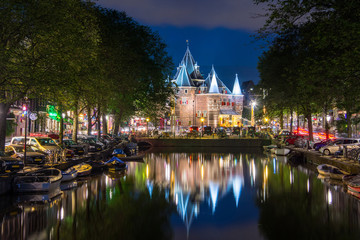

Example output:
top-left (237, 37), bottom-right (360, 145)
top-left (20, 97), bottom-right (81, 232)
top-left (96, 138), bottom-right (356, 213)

top-left (255, 0), bottom-right (360, 138)
top-left (0, 1), bottom-right (173, 149)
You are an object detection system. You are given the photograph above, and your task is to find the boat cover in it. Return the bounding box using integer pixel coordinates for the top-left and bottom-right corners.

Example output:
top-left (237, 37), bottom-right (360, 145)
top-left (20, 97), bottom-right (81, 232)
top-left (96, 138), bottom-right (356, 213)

top-left (112, 149), bottom-right (125, 155)
top-left (106, 156), bottom-right (125, 164)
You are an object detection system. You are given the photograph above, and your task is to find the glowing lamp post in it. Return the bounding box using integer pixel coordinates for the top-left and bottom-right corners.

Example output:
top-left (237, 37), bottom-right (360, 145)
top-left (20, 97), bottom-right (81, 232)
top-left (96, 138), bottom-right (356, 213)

top-left (146, 118), bottom-right (150, 137)
top-left (251, 101), bottom-right (256, 127)
top-left (201, 118), bottom-right (204, 137)
top-left (23, 97), bottom-right (29, 164)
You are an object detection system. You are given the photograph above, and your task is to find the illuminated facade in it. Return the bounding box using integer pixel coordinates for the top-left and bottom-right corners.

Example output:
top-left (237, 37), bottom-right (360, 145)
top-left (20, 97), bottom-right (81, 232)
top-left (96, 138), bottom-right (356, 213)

top-left (171, 46), bottom-right (244, 130)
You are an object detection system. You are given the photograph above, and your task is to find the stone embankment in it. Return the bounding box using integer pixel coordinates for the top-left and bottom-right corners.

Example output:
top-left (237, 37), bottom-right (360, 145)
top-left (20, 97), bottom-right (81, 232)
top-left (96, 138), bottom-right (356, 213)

top-left (137, 138), bottom-right (271, 148)
top-left (288, 147), bottom-right (360, 174)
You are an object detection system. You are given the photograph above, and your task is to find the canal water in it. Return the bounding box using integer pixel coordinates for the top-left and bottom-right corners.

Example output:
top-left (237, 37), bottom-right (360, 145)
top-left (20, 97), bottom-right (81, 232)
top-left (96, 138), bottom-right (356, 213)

top-left (1, 148), bottom-right (360, 240)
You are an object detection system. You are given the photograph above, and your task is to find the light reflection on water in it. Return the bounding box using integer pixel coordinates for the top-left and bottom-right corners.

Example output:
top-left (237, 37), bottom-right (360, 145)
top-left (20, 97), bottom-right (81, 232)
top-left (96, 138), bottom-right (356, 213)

top-left (1, 149), bottom-right (360, 240)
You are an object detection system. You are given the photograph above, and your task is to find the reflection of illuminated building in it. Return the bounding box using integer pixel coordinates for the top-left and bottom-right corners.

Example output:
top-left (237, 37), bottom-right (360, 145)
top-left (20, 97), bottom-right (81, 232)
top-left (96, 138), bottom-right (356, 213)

top-left (135, 152), bottom-right (245, 233)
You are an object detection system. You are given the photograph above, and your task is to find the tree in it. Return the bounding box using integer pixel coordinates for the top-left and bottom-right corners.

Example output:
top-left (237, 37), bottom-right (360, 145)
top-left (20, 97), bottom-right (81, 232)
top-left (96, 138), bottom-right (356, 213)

top-left (94, 8), bottom-right (174, 135)
top-left (0, 0), bottom-right (100, 150)
top-left (255, 0), bottom-right (360, 138)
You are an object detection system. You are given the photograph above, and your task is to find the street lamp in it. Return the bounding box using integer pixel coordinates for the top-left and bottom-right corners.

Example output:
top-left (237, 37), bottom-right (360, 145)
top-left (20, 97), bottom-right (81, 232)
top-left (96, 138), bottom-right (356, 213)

top-left (251, 101), bottom-right (256, 127)
top-left (146, 118), bottom-right (150, 137)
top-left (201, 118), bottom-right (204, 137)
top-left (23, 97), bottom-right (29, 164)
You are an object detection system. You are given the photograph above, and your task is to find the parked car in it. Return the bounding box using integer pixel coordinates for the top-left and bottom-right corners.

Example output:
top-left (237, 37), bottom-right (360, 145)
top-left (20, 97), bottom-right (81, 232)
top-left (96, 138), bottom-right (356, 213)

top-left (216, 128), bottom-right (228, 138)
top-left (319, 138), bottom-right (360, 155)
top-left (11, 136), bottom-right (63, 161)
top-left (62, 139), bottom-right (86, 156)
top-left (5, 145), bottom-right (47, 164)
top-left (232, 127), bottom-right (241, 135)
top-left (285, 135), bottom-right (308, 146)
top-left (77, 138), bottom-right (103, 152)
top-left (203, 126), bottom-right (213, 136)
top-left (0, 151), bottom-right (24, 172)
top-left (313, 139), bottom-right (335, 151)
top-left (189, 126), bottom-right (199, 133)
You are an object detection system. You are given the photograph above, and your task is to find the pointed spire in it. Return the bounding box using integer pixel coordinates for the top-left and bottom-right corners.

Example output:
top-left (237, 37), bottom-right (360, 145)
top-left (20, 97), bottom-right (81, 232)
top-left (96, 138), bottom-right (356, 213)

top-left (209, 72), bottom-right (220, 93)
top-left (175, 64), bottom-right (193, 87)
top-left (181, 43), bottom-right (196, 75)
top-left (232, 74), bottom-right (242, 95)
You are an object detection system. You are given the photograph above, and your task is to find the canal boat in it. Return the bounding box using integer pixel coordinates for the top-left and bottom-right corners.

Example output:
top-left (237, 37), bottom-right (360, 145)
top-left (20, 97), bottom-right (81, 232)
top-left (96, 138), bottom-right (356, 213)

top-left (106, 156), bottom-right (127, 171)
top-left (13, 168), bottom-right (62, 193)
top-left (112, 148), bottom-right (127, 158)
top-left (272, 148), bottom-right (291, 156)
top-left (317, 164), bottom-right (349, 180)
top-left (88, 160), bottom-right (108, 173)
top-left (71, 163), bottom-right (92, 177)
top-left (343, 174), bottom-right (360, 192)
top-left (61, 167), bottom-right (78, 182)
top-left (263, 144), bottom-right (277, 152)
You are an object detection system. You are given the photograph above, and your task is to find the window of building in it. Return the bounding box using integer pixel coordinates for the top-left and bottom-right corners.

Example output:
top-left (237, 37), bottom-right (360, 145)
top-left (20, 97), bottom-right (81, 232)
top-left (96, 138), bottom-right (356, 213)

top-left (184, 89), bottom-right (188, 94)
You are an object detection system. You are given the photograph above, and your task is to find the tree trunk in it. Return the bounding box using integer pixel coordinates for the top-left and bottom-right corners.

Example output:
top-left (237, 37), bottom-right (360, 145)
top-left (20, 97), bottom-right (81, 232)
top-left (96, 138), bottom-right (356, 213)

top-left (87, 105), bottom-right (91, 136)
top-left (0, 103), bottom-right (10, 152)
top-left (306, 113), bottom-right (313, 142)
top-left (324, 105), bottom-right (329, 140)
top-left (102, 113), bottom-right (107, 134)
top-left (297, 112), bottom-right (300, 133)
top-left (346, 110), bottom-right (352, 138)
top-left (279, 109), bottom-right (284, 129)
top-left (113, 114), bottom-right (121, 135)
top-left (97, 105), bottom-right (101, 139)
top-left (59, 110), bottom-right (64, 145)
top-left (290, 108), bottom-right (293, 134)
top-left (72, 103), bottom-right (79, 142)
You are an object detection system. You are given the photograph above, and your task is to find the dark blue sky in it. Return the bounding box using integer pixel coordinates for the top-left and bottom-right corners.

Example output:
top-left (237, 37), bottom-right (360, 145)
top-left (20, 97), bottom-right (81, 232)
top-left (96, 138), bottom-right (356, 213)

top-left (97, 0), bottom-right (267, 86)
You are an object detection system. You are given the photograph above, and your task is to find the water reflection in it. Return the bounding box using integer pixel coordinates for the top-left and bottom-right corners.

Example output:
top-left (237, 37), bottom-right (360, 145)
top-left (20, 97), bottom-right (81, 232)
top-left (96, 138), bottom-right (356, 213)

top-left (0, 150), bottom-right (360, 239)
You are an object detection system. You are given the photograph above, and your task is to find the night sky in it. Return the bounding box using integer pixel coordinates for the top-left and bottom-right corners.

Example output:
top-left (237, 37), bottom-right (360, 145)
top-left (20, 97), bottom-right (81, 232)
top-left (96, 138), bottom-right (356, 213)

top-left (96, 0), bottom-right (267, 87)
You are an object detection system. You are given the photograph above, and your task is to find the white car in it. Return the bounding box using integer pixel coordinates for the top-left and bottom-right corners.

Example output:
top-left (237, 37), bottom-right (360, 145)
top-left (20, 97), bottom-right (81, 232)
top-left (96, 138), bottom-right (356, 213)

top-left (319, 138), bottom-right (360, 155)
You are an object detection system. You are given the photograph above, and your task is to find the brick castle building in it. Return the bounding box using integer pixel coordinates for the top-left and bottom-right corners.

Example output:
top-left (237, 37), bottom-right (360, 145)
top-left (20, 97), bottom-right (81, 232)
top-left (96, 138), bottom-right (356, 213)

top-left (171, 46), bottom-right (244, 130)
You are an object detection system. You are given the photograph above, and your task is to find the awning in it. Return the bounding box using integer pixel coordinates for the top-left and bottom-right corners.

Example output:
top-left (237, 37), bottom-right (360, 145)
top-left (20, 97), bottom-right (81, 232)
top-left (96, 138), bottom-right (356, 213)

top-left (219, 110), bottom-right (241, 115)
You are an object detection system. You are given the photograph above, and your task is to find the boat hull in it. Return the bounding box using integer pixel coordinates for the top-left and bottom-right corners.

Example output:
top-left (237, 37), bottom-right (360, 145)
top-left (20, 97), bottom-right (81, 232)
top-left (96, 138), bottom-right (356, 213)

top-left (275, 148), bottom-right (291, 156)
top-left (14, 178), bottom-right (61, 193)
top-left (61, 171), bottom-right (78, 182)
top-left (317, 164), bottom-right (349, 179)
top-left (13, 168), bottom-right (62, 193)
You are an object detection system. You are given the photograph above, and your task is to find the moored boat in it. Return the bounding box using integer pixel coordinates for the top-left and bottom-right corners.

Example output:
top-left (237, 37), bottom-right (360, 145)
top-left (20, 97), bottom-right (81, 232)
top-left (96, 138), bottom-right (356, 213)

top-left (263, 145), bottom-right (277, 152)
top-left (71, 163), bottom-right (92, 177)
top-left (343, 174), bottom-right (360, 192)
top-left (61, 167), bottom-right (78, 182)
top-left (13, 168), bottom-right (62, 193)
top-left (274, 148), bottom-right (291, 156)
top-left (317, 164), bottom-right (349, 179)
top-left (88, 160), bottom-right (108, 173)
top-left (106, 156), bottom-right (127, 171)
top-left (112, 148), bottom-right (127, 158)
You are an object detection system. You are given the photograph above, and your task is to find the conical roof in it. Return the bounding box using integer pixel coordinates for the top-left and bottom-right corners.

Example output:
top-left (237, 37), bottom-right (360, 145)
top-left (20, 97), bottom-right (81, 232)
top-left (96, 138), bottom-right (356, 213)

top-left (232, 74), bottom-right (242, 95)
top-left (180, 46), bottom-right (196, 76)
top-left (209, 72), bottom-right (220, 93)
top-left (174, 64), bottom-right (194, 87)
top-left (204, 66), bottom-right (231, 94)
